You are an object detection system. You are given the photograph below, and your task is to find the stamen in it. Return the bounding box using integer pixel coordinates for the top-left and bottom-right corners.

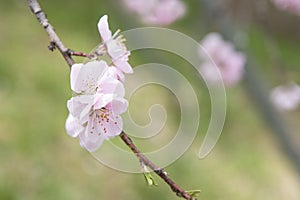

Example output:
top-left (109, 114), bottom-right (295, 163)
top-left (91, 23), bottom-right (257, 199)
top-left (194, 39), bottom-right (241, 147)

top-left (112, 29), bottom-right (121, 39)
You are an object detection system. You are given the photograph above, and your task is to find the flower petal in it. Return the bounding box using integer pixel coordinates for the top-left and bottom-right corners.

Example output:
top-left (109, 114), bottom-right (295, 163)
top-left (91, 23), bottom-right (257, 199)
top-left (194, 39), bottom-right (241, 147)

top-left (107, 40), bottom-right (127, 59)
top-left (70, 63), bottom-right (83, 92)
top-left (98, 15), bottom-right (112, 42)
top-left (78, 109), bottom-right (122, 152)
top-left (93, 85), bottom-right (127, 110)
top-left (105, 98), bottom-right (128, 116)
top-left (67, 95), bottom-right (94, 124)
top-left (65, 114), bottom-right (84, 138)
top-left (93, 93), bottom-right (114, 110)
top-left (97, 109), bottom-right (123, 138)
top-left (78, 112), bottom-right (107, 152)
top-left (107, 67), bottom-right (125, 82)
top-left (79, 131), bottom-right (105, 152)
top-left (70, 60), bottom-right (108, 94)
top-left (113, 58), bottom-right (133, 74)
top-left (103, 66), bottom-right (125, 82)
top-left (99, 78), bottom-right (125, 97)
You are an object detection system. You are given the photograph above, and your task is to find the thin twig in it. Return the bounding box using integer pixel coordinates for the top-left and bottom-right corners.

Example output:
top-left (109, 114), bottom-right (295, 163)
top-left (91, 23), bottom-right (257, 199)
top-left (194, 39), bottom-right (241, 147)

top-left (120, 132), bottom-right (195, 200)
top-left (27, 0), bottom-right (195, 199)
top-left (69, 51), bottom-right (95, 59)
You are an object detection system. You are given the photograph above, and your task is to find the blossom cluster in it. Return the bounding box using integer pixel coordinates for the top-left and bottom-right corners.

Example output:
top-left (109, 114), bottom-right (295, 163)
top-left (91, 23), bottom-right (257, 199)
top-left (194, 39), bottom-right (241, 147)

top-left (65, 15), bottom-right (133, 152)
top-left (272, 0), bottom-right (300, 16)
top-left (122, 0), bottom-right (186, 26)
top-left (199, 32), bottom-right (246, 87)
top-left (270, 83), bottom-right (300, 111)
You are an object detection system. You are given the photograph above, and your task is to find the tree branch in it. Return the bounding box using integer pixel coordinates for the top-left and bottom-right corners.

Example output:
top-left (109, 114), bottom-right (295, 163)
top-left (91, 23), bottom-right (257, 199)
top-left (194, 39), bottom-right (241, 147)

top-left (27, 0), bottom-right (195, 199)
top-left (120, 132), bottom-right (195, 200)
top-left (28, 0), bottom-right (74, 68)
top-left (69, 50), bottom-right (95, 59)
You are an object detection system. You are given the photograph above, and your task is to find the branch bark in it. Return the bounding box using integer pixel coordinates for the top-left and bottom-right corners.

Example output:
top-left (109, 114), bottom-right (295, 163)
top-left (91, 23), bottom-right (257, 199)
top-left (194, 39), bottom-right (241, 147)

top-left (28, 0), bottom-right (74, 68)
top-left (120, 132), bottom-right (195, 200)
top-left (27, 0), bottom-right (195, 199)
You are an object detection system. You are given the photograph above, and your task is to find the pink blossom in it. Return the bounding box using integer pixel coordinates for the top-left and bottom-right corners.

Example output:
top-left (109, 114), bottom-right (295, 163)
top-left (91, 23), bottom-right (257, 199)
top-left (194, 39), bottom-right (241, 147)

top-left (97, 15), bottom-right (133, 74)
top-left (70, 60), bottom-right (108, 94)
top-left (270, 83), bottom-right (300, 111)
top-left (66, 60), bottom-right (128, 152)
top-left (122, 0), bottom-right (156, 15)
top-left (199, 33), bottom-right (246, 86)
top-left (122, 0), bottom-right (186, 26)
top-left (272, 0), bottom-right (300, 16)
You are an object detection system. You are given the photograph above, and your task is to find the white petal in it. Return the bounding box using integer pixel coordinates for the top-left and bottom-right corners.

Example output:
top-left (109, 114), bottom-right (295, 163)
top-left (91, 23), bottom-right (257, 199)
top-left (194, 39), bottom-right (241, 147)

top-left (67, 95), bottom-right (94, 124)
top-left (99, 76), bottom-right (125, 97)
top-left (106, 98), bottom-right (128, 116)
top-left (70, 60), bottom-right (108, 94)
top-left (70, 63), bottom-right (83, 92)
top-left (67, 97), bottom-right (86, 118)
top-left (102, 67), bottom-right (125, 82)
top-left (65, 114), bottom-right (84, 138)
top-left (78, 109), bottom-right (123, 152)
top-left (113, 58), bottom-right (133, 74)
top-left (78, 111), bottom-right (107, 152)
top-left (78, 130), bottom-right (105, 152)
top-left (93, 93), bottom-right (114, 110)
top-left (97, 109), bottom-right (123, 138)
top-left (117, 71), bottom-right (125, 82)
top-left (98, 15), bottom-right (112, 42)
top-left (93, 92), bottom-right (127, 114)
top-left (107, 40), bottom-right (127, 59)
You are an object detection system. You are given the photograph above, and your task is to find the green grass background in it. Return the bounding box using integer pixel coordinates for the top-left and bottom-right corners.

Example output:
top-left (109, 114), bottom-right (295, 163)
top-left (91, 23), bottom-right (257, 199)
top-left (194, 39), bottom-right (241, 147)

top-left (0, 0), bottom-right (300, 199)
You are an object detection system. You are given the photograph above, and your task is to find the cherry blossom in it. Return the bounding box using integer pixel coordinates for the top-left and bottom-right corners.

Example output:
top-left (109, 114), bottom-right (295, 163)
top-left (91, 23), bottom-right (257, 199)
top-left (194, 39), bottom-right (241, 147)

top-left (97, 15), bottom-right (133, 74)
top-left (270, 83), bottom-right (300, 111)
top-left (122, 0), bottom-right (186, 26)
top-left (199, 32), bottom-right (246, 86)
top-left (272, 0), bottom-right (300, 16)
top-left (65, 60), bottom-right (129, 152)
top-left (70, 60), bottom-right (108, 94)
top-left (65, 14), bottom-right (135, 152)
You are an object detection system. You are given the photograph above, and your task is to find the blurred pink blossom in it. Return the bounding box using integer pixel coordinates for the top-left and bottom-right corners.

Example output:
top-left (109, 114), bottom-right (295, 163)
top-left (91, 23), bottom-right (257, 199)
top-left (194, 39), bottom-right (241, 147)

top-left (272, 0), bottom-right (300, 15)
top-left (270, 83), bottom-right (300, 111)
top-left (122, 0), bottom-right (186, 26)
top-left (199, 33), bottom-right (246, 86)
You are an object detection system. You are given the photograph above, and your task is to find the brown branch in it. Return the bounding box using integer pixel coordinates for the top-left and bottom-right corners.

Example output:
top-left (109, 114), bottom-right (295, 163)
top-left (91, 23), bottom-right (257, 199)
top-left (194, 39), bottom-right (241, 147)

top-left (69, 51), bottom-right (95, 59)
top-left (28, 0), bottom-right (74, 68)
top-left (27, 0), bottom-right (195, 199)
top-left (120, 132), bottom-right (196, 200)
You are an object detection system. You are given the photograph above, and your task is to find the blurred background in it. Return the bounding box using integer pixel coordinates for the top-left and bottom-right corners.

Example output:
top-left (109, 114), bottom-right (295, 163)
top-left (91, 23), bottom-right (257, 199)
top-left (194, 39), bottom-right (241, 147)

top-left (0, 0), bottom-right (300, 199)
